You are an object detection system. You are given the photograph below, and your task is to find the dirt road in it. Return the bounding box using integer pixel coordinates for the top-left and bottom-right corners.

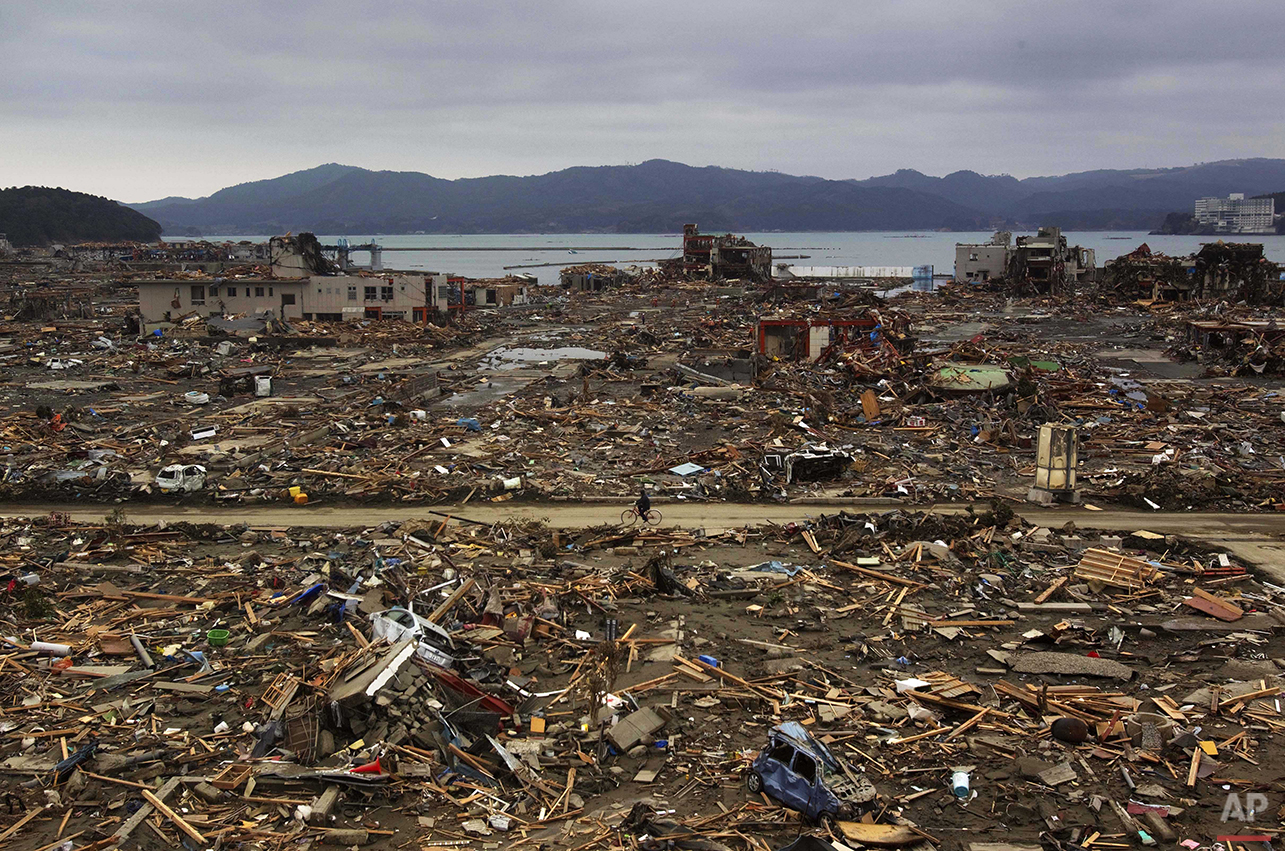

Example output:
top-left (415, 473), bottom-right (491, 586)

top-left (3, 499), bottom-right (1282, 534)
top-left (5, 500), bottom-right (1284, 576)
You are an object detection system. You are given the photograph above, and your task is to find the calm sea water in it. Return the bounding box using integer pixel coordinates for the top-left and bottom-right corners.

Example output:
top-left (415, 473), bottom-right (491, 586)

top-left (171, 232), bottom-right (1285, 287)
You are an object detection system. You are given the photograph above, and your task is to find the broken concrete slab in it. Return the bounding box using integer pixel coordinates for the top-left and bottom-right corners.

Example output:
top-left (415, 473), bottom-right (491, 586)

top-left (1007, 651), bottom-right (1134, 680)
top-left (607, 706), bottom-right (668, 751)
top-left (1036, 761), bottom-right (1078, 786)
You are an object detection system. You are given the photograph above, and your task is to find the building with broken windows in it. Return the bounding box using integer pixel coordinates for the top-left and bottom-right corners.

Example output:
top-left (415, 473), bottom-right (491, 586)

top-left (560, 264), bottom-right (629, 292)
top-left (137, 279), bottom-right (309, 325)
top-left (136, 272), bottom-right (468, 326)
top-left (1191, 242), bottom-right (1281, 303)
top-left (429, 276), bottom-right (532, 312)
top-left (666, 224), bottom-right (771, 282)
top-left (1006, 227), bottom-right (1096, 294)
top-left (136, 232), bottom-right (534, 326)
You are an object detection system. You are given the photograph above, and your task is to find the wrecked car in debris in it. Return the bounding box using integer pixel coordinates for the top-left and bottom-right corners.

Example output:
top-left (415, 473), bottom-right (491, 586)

top-left (155, 463), bottom-right (207, 492)
top-left (782, 444), bottom-right (853, 484)
top-left (369, 606), bottom-right (457, 670)
top-left (747, 721), bottom-right (876, 825)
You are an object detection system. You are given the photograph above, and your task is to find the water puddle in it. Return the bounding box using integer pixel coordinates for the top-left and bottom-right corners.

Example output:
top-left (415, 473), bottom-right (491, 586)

top-left (434, 376), bottom-right (529, 407)
top-left (479, 346), bottom-right (606, 371)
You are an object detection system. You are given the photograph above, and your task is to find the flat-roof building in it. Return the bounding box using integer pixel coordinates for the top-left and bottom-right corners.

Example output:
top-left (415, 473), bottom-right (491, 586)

top-left (1194, 194), bottom-right (1275, 235)
top-left (137, 279), bottom-right (309, 326)
top-left (954, 232), bottom-right (1011, 283)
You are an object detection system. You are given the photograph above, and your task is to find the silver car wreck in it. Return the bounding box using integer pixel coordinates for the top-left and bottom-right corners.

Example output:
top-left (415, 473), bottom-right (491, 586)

top-left (369, 606), bottom-right (457, 671)
top-left (746, 721), bottom-right (876, 826)
top-left (156, 464), bottom-right (207, 492)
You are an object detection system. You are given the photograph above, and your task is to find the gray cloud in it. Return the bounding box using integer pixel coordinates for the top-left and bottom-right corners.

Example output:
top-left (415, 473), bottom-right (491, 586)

top-left (2, 0), bottom-right (1283, 200)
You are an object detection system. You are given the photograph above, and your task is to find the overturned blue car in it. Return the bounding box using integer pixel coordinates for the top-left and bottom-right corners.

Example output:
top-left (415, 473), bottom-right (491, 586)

top-left (746, 721), bottom-right (877, 826)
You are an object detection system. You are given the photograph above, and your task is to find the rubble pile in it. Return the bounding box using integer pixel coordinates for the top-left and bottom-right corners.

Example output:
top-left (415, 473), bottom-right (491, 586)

top-left (3, 510), bottom-right (1285, 849)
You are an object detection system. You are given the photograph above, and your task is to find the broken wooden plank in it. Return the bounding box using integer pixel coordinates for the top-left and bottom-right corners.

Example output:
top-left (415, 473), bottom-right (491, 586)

top-left (1218, 687), bottom-right (1280, 710)
top-left (828, 559), bottom-right (926, 588)
top-left (428, 577), bottom-right (476, 623)
top-left (1183, 588), bottom-right (1243, 622)
top-left (1033, 576), bottom-right (1068, 604)
top-left (142, 788), bottom-right (207, 845)
top-left (0, 808), bottom-right (44, 844)
top-left (114, 777), bottom-right (183, 842)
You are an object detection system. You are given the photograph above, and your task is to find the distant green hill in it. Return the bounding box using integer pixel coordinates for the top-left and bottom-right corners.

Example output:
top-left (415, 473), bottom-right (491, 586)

top-left (0, 186), bottom-right (162, 246)
top-left (127, 161), bottom-right (987, 234)
top-left (129, 157), bottom-right (1285, 235)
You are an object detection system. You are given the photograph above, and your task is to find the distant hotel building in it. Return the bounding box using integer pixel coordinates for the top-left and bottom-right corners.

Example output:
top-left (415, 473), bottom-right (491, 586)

top-left (1194, 193), bottom-right (1275, 234)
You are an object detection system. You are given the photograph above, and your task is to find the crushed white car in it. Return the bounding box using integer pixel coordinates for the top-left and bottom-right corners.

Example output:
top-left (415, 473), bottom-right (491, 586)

top-left (156, 464), bottom-right (207, 492)
top-left (369, 607), bottom-right (456, 670)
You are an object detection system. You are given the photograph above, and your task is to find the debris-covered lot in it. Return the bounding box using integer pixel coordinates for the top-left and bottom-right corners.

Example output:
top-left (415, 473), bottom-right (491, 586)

top-left (4, 510), bottom-right (1285, 851)
top-left (3, 267), bottom-right (1285, 512)
top-left (4, 237), bottom-right (1285, 851)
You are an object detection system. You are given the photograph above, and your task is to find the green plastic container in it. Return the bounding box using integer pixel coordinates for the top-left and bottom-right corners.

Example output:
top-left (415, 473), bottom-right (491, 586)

top-left (207, 629), bottom-right (230, 647)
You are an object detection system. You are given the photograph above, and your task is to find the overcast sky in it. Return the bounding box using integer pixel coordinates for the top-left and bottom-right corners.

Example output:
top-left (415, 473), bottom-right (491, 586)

top-left (3, 0), bottom-right (1283, 202)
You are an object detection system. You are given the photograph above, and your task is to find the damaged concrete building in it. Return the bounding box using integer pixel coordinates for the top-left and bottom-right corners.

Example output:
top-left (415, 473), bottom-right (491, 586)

top-left (269, 233), bottom-right (339, 278)
top-left (952, 228), bottom-right (1094, 292)
top-left (1006, 227), bottom-right (1096, 294)
top-left (1191, 241), bottom-right (1282, 303)
top-left (135, 273), bottom-right (455, 326)
top-left (137, 278), bottom-right (308, 325)
top-left (668, 223), bottom-right (772, 282)
top-left (430, 276), bottom-right (532, 312)
top-left (1100, 243), bottom-right (1193, 303)
top-left (136, 232), bottom-right (536, 326)
top-left (954, 231), bottom-right (1011, 282)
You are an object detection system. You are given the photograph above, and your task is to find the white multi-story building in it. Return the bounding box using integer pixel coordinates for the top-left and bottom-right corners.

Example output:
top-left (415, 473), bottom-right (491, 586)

top-left (1194, 193), bottom-right (1275, 234)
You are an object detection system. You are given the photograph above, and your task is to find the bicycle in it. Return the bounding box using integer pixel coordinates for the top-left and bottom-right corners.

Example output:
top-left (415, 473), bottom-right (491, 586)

top-left (620, 505), bottom-right (663, 527)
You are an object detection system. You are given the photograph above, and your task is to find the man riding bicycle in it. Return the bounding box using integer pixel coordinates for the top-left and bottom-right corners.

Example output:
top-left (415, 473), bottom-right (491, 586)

top-left (621, 487), bottom-right (660, 527)
top-left (635, 488), bottom-right (651, 519)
